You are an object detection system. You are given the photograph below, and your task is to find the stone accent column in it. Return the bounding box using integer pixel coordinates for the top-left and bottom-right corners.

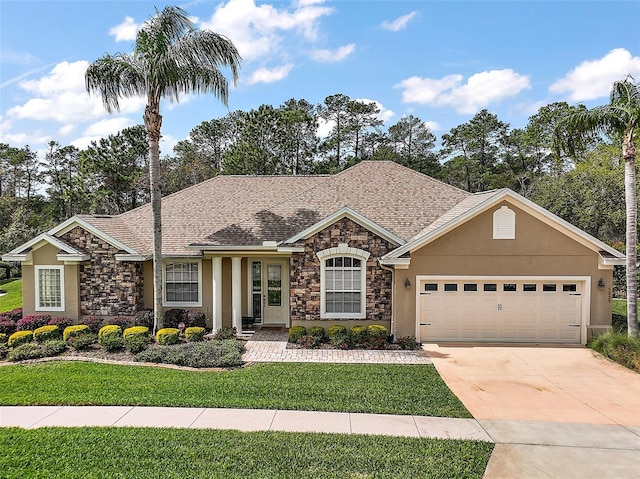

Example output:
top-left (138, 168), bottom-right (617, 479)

top-left (212, 257), bottom-right (223, 332)
top-left (231, 257), bottom-right (242, 332)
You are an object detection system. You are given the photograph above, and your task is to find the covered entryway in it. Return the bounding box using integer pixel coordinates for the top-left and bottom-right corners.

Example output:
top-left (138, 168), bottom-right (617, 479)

top-left (248, 258), bottom-right (290, 327)
top-left (417, 276), bottom-right (588, 344)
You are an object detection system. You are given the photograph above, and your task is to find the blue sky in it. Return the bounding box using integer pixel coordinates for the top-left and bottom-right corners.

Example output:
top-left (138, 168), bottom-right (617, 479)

top-left (1, 0), bottom-right (639, 154)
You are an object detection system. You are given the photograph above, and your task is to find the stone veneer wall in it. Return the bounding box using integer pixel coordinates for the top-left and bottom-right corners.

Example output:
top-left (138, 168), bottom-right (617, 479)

top-left (290, 217), bottom-right (394, 322)
top-left (61, 226), bottom-right (144, 316)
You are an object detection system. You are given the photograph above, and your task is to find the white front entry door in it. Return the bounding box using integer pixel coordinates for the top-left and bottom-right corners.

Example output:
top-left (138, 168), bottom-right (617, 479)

top-left (250, 259), bottom-right (289, 326)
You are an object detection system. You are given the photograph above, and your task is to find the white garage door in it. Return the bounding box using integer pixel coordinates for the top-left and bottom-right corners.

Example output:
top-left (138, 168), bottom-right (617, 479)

top-left (417, 278), bottom-right (585, 343)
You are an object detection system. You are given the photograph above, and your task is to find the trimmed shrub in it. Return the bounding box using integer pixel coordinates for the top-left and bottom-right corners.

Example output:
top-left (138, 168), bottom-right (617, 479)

top-left (156, 328), bottom-right (180, 345)
top-left (349, 325), bottom-right (368, 345)
top-left (0, 344), bottom-right (7, 360)
top-left (8, 330), bottom-right (33, 348)
top-left (186, 310), bottom-right (207, 328)
top-left (104, 316), bottom-right (134, 329)
top-left (329, 331), bottom-right (352, 350)
top-left (8, 340), bottom-right (66, 362)
top-left (288, 326), bottom-right (306, 343)
top-left (34, 325), bottom-right (61, 343)
top-left (298, 334), bottom-right (322, 349)
top-left (99, 325), bottom-right (124, 352)
top-left (135, 339), bottom-right (245, 368)
top-left (63, 325), bottom-right (90, 342)
top-left (123, 326), bottom-right (150, 354)
top-left (82, 316), bottom-right (103, 334)
top-left (135, 309), bottom-right (154, 329)
top-left (396, 335), bottom-right (420, 350)
top-left (17, 315), bottom-right (51, 331)
top-left (0, 332), bottom-right (7, 344)
top-left (213, 327), bottom-right (236, 340)
top-left (67, 333), bottom-right (96, 351)
top-left (163, 309), bottom-right (187, 329)
top-left (48, 317), bottom-right (73, 331)
top-left (6, 308), bottom-right (23, 322)
top-left (185, 326), bottom-right (206, 342)
top-left (308, 326), bottom-right (326, 340)
top-left (367, 324), bottom-right (388, 339)
top-left (327, 325), bottom-right (347, 338)
top-left (0, 319), bottom-right (16, 335)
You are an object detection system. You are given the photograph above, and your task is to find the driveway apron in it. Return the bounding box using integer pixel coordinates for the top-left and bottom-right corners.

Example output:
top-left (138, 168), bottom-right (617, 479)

top-left (424, 344), bottom-right (640, 478)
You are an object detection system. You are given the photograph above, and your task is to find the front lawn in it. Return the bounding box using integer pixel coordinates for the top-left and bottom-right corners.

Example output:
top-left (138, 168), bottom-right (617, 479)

top-left (0, 428), bottom-right (493, 479)
top-left (0, 279), bottom-right (22, 313)
top-left (0, 361), bottom-right (471, 417)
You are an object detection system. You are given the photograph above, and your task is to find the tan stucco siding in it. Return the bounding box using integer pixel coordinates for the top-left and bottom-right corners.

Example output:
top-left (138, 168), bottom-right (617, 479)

top-left (394, 201), bottom-right (612, 338)
top-left (23, 243), bottom-right (80, 320)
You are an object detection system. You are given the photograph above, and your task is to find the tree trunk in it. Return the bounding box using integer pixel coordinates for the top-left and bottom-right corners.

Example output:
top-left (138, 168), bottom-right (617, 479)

top-left (623, 130), bottom-right (639, 337)
top-left (144, 96), bottom-right (164, 334)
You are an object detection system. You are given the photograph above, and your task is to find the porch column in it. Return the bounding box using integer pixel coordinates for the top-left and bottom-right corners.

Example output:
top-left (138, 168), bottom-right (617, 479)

top-left (212, 257), bottom-right (223, 332)
top-left (231, 256), bottom-right (242, 332)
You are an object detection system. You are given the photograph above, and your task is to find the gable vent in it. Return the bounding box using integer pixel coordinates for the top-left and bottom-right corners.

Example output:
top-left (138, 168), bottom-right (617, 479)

top-left (493, 206), bottom-right (515, 239)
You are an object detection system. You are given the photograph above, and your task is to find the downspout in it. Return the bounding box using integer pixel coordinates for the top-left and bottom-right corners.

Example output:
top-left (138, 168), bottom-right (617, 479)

top-left (379, 261), bottom-right (396, 339)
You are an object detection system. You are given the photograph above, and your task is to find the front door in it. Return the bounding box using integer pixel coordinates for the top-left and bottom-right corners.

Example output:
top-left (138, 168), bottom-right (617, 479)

top-left (250, 259), bottom-right (289, 326)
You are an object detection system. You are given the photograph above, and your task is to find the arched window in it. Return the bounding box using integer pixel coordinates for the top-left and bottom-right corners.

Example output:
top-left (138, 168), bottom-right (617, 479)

top-left (317, 244), bottom-right (370, 319)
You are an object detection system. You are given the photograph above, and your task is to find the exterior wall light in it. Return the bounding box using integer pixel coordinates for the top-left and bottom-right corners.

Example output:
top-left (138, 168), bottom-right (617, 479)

top-left (404, 277), bottom-right (411, 289)
top-left (598, 278), bottom-right (605, 290)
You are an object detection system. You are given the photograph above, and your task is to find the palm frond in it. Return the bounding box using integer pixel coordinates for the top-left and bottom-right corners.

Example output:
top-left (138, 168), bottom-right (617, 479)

top-left (85, 54), bottom-right (146, 113)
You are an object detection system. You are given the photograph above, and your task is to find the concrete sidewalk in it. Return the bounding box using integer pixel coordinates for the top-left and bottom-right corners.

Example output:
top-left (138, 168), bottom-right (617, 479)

top-left (0, 405), bottom-right (489, 440)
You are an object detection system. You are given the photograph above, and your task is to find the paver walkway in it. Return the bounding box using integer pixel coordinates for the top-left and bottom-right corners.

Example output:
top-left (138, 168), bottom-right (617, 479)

top-left (241, 328), bottom-right (432, 364)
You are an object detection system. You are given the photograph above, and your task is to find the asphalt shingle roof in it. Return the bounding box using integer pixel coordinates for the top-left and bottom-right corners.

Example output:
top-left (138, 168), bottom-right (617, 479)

top-left (78, 161), bottom-right (472, 256)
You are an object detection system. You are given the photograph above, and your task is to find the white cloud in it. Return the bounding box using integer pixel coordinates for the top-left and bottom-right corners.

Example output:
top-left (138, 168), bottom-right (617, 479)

top-left (247, 64), bottom-right (294, 84)
top-left (316, 117), bottom-right (333, 138)
top-left (83, 117), bottom-right (134, 137)
top-left (354, 98), bottom-right (395, 123)
top-left (395, 69), bottom-right (531, 114)
top-left (109, 16), bottom-right (139, 42)
top-left (423, 120), bottom-right (440, 132)
top-left (549, 48), bottom-right (640, 102)
top-left (201, 0), bottom-right (333, 62)
top-left (58, 124), bottom-right (77, 137)
top-left (382, 11), bottom-right (417, 32)
top-left (160, 134), bottom-right (179, 154)
top-left (310, 43), bottom-right (355, 63)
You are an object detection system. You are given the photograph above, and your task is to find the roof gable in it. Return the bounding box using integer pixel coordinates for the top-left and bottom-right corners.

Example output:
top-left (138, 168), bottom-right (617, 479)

top-left (2, 233), bottom-right (89, 262)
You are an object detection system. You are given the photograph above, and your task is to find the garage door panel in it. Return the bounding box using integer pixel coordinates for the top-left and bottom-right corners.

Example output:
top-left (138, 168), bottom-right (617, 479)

top-left (418, 279), bottom-right (583, 344)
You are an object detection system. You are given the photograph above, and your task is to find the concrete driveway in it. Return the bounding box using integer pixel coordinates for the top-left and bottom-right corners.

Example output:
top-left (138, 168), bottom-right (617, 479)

top-left (424, 344), bottom-right (640, 478)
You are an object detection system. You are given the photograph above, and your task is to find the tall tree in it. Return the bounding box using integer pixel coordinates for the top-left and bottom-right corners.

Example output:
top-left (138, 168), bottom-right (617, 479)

top-left (346, 100), bottom-right (383, 161)
top-left (557, 76), bottom-right (640, 337)
top-left (43, 141), bottom-right (83, 222)
top-left (86, 5), bottom-right (241, 332)
top-left (318, 94), bottom-right (351, 170)
top-left (279, 99), bottom-right (318, 175)
top-left (387, 115), bottom-right (440, 176)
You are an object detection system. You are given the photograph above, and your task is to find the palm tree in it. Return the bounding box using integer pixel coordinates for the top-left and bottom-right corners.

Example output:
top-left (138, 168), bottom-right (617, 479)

top-left (557, 76), bottom-right (639, 337)
top-left (86, 6), bottom-right (241, 333)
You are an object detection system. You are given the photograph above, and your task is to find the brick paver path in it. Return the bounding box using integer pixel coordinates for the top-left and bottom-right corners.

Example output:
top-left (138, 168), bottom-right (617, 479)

top-left (242, 329), bottom-right (432, 364)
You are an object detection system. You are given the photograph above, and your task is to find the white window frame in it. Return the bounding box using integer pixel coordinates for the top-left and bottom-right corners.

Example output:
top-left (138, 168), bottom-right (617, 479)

top-left (317, 244), bottom-right (370, 319)
top-left (35, 265), bottom-right (65, 312)
top-left (493, 205), bottom-right (516, 239)
top-left (162, 259), bottom-right (202, 307)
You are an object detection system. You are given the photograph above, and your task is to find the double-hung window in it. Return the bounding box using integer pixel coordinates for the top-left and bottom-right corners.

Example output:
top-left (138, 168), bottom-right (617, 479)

top-left (318, 246), bottom-right (369, 319)
top-left (164, 260), bottom-right (202, 306)
top-left (35, 265), bottom-right (64, 311)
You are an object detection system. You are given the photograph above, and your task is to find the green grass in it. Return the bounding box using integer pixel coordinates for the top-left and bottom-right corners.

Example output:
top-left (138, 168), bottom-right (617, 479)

top-left (0, 278), bottom-right (22, 313)
top-left (0, 428), bottom-right (493, 479)
top-left (612, 298), bottom-right (640, 317)
top-left (589, 330), bottom-right (640, 372)
top-left (0, 362), bottom-right (470, 417)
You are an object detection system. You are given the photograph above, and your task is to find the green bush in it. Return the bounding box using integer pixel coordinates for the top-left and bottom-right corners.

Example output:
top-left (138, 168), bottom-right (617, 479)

top-left (0, 332), bottom-right (7, 344)
top-left (156, 328), bottom-right (180, 345)
top-left (34, 325), bottom-right (61, 343)
top-left (64, 325), bottom-right (89, 342)
top-left (288, 326), bottom-right (306, 343)
top-left (367, 324), bottom-right (388, 339)
top-left (123, 326), bottom-right (150, 353)
top-left (396, 335), bottom-right (420, 350)
top-left (99, 325), bottom-right (122, 340)
top-left (8, 340), bottom-right (66, 362)
top-left (589, 331), bottom-right (640, 372)
top-left (298, 334), bottom-right (322, 348)
top-left (8, 330), bottom-right (33, 348)
top-left (67, 333), bottom-right (96, 351)
top-left (307, 326), bottom-right (326, 340)
top-left (135, 339), bottom-right (245, 368)
top-left (327, 325), bottom-right (347, 338)
top-left (349, 325), bottom-right (368, 345)
top-left (0, 344), bottom-right (7, 360)
top-left (185, 326), bottom-right (206, 342)
top-left (98, 325), bottom-right (124, 352)
top-left (329, 331), bottom-right (352, 349)
top-left (213, 327), bottom-right (236, 340)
